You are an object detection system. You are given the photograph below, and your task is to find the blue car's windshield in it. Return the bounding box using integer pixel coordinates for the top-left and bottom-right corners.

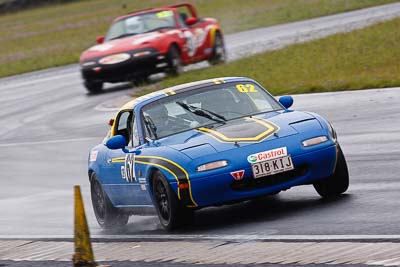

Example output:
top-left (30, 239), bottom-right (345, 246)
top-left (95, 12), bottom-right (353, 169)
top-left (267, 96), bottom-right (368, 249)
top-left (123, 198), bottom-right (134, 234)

top-left (141, 82), bottom-right (283, 139)
top-left (106, 10), bottom-right (176, 41)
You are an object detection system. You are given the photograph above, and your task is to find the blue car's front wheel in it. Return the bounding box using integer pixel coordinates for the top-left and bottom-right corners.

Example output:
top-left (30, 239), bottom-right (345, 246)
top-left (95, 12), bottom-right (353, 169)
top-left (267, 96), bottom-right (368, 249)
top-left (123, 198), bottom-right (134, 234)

top-left (90, 172), bottom-right (129, 228)
top-left (152, 170), bottom-right (193, 230)
top-left (313, 146), bottom-right (349, 198)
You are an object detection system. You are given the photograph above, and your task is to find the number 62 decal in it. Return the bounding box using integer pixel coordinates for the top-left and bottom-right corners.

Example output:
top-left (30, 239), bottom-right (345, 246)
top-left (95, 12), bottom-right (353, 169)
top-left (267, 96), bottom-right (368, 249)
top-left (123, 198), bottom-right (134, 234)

top-left (236, 84), bottom-right (257, 93)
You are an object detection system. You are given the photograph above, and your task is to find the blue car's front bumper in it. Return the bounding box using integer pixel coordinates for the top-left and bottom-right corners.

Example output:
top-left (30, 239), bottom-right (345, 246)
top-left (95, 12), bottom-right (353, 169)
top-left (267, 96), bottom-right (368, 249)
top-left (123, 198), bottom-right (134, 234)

top-left (187, 144), bottom-right (337, 208)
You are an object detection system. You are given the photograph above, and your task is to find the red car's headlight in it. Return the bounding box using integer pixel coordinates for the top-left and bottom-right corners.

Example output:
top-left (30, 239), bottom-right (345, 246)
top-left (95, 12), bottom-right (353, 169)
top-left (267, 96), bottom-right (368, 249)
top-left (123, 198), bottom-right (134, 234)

top-left (133, 51), bottom-right (152, 57)
top-left (99, 53), bottom-right (131, 65)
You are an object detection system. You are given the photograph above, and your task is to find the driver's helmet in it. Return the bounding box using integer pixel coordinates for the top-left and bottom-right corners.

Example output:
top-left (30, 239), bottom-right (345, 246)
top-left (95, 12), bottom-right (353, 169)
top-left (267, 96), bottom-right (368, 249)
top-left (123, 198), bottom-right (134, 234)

top-left (125, 16), bottom-right (143, 33)
top-left (145, 104), bottom-right (169, 128)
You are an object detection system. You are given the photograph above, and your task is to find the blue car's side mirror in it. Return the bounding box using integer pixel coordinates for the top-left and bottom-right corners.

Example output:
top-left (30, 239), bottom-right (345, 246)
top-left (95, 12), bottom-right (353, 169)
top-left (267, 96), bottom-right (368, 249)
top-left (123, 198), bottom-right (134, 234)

top-left (106, 135), bottom-right (126, 150)
top-left (279, 95), bottom-right (294, 109)
top-left (105, 135), bottom-right (141, 154)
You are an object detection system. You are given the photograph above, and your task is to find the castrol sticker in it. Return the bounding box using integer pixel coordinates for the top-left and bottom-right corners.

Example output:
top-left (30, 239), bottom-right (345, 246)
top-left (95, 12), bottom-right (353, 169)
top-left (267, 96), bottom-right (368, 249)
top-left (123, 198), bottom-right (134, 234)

top-left (247, 147), bottom-right (288, 164)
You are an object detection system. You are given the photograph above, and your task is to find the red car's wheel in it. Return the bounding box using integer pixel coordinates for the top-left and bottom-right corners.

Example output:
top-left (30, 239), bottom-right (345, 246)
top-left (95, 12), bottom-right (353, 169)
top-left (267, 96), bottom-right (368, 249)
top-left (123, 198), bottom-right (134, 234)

top-left (208, 32), bottom-right (226, 65)
top-left (132, 75), bottom-right (150, 87)
top-left (166, 46), bottom-right (183, 76)
top-left (84, 80), bottom-right (103, 94)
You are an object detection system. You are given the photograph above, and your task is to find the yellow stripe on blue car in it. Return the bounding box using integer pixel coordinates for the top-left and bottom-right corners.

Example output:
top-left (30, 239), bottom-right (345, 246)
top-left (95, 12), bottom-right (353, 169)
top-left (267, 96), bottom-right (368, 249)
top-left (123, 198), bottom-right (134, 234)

top-left (111, 155), bottom-right (198, 207)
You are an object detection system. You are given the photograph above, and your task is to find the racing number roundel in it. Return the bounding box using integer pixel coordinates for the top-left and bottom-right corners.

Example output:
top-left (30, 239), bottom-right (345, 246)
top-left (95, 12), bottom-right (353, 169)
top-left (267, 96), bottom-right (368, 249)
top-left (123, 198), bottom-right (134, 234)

top-left (124, 154), bottom-right (136, 182)
top-left (183, 31), bottom-right (195, 57)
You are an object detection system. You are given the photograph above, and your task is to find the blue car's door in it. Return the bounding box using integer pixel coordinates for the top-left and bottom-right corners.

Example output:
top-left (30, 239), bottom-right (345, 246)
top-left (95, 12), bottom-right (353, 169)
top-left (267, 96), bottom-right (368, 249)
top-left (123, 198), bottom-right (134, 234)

top-left (103, 110), bottom-right (151, 207)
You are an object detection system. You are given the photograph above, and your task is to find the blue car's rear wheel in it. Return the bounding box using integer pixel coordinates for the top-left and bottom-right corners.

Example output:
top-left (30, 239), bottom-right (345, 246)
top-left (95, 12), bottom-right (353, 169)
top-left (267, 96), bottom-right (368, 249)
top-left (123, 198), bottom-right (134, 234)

top-left (90, 172), bottom-right (129, 228)
top-left (152, 170), bottom-right (193, 230)
top-left (313, 146), bottom-right (349, 198)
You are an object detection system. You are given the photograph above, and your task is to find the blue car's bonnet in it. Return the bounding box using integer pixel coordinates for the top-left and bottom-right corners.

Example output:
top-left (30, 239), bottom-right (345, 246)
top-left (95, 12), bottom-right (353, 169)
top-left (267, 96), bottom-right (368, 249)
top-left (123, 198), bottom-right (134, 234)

top-left (156, 110), bottom-right (321, 156)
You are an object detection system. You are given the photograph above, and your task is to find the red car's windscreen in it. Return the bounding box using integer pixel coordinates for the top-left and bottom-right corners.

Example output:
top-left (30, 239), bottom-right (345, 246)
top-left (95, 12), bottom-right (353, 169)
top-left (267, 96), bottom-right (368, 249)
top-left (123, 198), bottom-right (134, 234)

top-left (106, 10), bottom-right (176, 41)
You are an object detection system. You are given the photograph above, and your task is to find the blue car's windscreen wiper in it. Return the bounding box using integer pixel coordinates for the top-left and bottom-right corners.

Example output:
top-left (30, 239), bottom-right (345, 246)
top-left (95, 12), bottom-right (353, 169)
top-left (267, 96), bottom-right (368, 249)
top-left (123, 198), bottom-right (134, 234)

top-left (143, 115), bottom-right (158, 139)
top-left (176, 101), bottom-right (226, 123)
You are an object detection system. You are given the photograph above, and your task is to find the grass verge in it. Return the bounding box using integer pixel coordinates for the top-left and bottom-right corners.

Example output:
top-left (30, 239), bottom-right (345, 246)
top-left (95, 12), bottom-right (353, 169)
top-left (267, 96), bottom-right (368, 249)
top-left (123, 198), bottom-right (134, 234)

top-left (149, 17), bottom-right (400, 96)
top-left (0, 0), bottom-right (398, 78)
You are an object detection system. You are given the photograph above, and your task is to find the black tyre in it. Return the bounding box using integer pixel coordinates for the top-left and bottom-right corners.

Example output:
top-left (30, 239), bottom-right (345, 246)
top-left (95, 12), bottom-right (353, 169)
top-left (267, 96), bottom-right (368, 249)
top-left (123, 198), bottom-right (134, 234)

top-left (313, 146), bottom-right (349, 198)
top-left (166, 46), bottom-right (183, 76)
top-left (90, 172), bottom-right (129, 228)
top-left (84, 80), bottom-right (103, 94)
top-left (208, 32), bottom-right (226, 65)
top-left (132, 75), bottom-right (149, 87)
top-left (152, 170), bottom-right (193, 230)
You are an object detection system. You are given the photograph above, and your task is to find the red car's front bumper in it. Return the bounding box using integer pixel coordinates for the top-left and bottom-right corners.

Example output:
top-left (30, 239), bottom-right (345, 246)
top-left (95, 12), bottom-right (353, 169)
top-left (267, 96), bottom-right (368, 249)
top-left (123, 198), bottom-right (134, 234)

top-left (81, 48), bottom-right (167, 83)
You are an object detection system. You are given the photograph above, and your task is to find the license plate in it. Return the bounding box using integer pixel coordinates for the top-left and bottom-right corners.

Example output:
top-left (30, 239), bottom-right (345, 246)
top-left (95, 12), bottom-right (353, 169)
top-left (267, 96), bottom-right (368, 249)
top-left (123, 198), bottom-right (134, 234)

top-left (251, 155), bottom-right (294, 179)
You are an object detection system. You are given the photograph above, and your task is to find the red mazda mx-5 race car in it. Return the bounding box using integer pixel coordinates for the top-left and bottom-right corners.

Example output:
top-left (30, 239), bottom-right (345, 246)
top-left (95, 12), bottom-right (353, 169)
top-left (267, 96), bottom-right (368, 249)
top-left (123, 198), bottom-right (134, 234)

top-left (79, 3), bottom-right (226, 93)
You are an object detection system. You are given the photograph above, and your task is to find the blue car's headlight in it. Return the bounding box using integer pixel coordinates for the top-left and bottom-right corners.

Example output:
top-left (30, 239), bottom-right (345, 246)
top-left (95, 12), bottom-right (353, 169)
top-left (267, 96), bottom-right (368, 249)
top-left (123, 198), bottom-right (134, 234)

top-left (197, 160), bottom-right (228, 172)
top-left (302, 136), bottom-right (328, 147)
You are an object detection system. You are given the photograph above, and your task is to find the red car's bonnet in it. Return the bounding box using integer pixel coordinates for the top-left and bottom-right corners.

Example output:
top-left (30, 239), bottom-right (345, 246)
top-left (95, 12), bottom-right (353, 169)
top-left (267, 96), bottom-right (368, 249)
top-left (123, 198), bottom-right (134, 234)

top-left (81, 31), bottom-right (172, 61)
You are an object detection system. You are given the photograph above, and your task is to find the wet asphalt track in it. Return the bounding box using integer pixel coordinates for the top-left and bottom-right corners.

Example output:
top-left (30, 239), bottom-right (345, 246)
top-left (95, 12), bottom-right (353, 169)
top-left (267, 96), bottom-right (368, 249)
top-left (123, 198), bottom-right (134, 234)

top-left (0, 260), bottom-right (383, 267)
top-left (0, 3), bottom-right (400, 239)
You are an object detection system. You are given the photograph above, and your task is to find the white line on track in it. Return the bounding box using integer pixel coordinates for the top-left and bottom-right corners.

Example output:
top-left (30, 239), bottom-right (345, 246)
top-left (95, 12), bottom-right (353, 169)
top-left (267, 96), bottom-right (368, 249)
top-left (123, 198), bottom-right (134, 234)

top-left (1, 234), bottom-right (400, 241)
top-left (0, 72), bottom-right (78, 91)
top-left (0, 137), bottom-right (100, 147)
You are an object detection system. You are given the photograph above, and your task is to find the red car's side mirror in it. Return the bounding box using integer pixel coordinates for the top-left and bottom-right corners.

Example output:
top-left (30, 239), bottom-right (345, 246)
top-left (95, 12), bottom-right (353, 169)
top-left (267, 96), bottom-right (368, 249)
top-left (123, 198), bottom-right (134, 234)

top-left (185, 17), bottom-right (198, 26)
top-left (96, 35), bottom-right (105, 44)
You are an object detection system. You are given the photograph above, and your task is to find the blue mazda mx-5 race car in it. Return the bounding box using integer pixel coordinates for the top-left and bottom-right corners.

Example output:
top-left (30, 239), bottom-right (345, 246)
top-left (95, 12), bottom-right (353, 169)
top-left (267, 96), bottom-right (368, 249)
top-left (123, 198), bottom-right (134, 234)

top-left (88, 77), bottom-right (349, 230)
